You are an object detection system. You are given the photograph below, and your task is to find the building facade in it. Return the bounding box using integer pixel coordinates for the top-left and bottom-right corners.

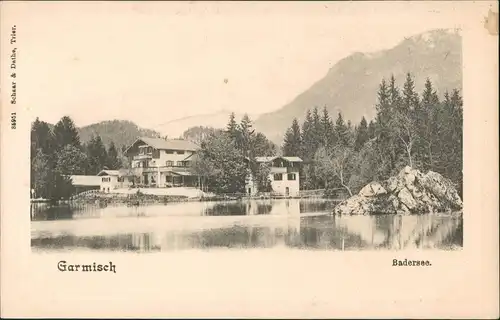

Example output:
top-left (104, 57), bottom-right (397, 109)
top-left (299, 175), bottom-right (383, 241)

top-left (97, 170), bottom-right (127, 192)
top-left (123, 137), bottom-right (199, 188)
top-left (245, 156), bottom-right (302, 197)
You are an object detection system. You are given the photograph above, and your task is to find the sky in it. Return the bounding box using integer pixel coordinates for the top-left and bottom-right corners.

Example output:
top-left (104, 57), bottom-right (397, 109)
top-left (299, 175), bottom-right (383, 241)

top-left (3, 1), bottom-right (471, 129)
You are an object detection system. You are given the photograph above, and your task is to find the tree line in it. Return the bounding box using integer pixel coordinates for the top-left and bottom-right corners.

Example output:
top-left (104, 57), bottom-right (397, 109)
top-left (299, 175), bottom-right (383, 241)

top-left (282, 73), bottom-right (463, 197)
top-left (190, 114), bottom-right (277, 194)
top-left (31, 116), bottom-right (125, 200)
top-left (31, 73), bottom-right (462, 200)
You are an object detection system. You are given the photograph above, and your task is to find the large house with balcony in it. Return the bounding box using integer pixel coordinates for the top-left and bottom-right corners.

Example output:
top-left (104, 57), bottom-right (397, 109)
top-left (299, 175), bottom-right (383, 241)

top-left (245, 156), bottom-right (303, 197)
top-left (123, 137), bottom-right (200, 188)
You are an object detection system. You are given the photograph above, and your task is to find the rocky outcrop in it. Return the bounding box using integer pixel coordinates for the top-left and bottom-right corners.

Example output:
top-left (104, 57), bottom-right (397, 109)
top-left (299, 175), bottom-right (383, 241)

top-left (333, 166), bottom-right (463, 215)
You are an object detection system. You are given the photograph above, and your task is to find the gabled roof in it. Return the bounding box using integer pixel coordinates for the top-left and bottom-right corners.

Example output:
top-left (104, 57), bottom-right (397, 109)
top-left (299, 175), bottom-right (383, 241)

top-left (181, 152), bottom-right (199, 162)
top-left (70, 175), bottom-right (101, 186)
top-left (254, 156), bottom-right (303, 163)
top-left (254, 156), bottom-right (276, 163)
top-left (97, 170), bottom-right (120, 176)
top-left (281, 156), bottom-right (303, 162)
top-left (125, 137), bottom-right (199, 154)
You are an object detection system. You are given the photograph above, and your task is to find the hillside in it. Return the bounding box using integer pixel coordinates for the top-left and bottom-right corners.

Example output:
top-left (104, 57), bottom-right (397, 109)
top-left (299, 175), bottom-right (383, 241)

top-left (253, 28), bottom-right (463, 144)
top-left (152, 110), bottom-right (260, 138)
top-left (78, 120), bottom-right (161, 149)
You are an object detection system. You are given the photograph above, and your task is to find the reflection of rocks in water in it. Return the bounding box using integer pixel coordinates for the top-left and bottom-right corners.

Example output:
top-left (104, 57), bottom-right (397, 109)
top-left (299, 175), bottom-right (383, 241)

top-left (288, 214), bottom-right (463, 251)
top-left (335, 216), bottom-right (387, 247)
top-left (376, 215), bottom-right (463, 250)
top-left (418, 217), bottom-right (463, 249)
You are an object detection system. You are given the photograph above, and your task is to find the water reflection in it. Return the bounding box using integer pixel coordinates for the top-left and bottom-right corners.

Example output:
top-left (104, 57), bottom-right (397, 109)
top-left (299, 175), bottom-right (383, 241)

top-left (31, 199), bottom-right (462, 252)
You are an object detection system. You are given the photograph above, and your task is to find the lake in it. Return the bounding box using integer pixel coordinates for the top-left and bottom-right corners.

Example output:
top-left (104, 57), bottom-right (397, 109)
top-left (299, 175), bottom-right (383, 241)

top-left (31, 199), bottom-right (463, 252)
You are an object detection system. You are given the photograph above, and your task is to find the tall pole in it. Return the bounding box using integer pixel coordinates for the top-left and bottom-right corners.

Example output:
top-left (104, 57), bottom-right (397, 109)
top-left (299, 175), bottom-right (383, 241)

top-left (157, 164), bottom-right (160, 188)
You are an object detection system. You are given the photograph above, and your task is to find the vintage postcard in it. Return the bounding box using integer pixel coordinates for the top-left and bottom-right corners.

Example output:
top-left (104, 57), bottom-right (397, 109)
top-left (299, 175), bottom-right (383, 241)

top-left (1, 1), bottom-right (498, 318)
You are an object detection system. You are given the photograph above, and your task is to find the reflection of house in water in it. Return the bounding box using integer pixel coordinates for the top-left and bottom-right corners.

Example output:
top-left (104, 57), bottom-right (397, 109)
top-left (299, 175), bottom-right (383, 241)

top-left (123, 200), bottom-right (304, 251)
top-left (244, 199), bottom-right (300, 217)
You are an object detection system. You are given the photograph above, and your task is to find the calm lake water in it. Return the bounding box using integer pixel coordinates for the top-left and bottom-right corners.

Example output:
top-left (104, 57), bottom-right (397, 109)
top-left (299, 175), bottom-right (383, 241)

top-left (31, 199), bottom-right (463, 252)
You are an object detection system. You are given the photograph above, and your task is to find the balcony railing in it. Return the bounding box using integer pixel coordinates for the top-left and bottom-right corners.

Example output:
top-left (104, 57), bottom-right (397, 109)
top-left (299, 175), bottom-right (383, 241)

top-left (129, 166), bottom-right (193, 175)
top-left (133, 154), bottom-right (152, 160)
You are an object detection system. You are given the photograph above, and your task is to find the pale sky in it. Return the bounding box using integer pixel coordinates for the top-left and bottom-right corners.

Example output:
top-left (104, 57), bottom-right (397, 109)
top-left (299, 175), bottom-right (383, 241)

top-left (4, 1), bottom-right (471, 129)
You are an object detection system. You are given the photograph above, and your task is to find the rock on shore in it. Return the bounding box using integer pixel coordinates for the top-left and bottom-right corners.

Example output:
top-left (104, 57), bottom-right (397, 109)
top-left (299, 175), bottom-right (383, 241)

top-left (333, 166), bottom-right (463, 215)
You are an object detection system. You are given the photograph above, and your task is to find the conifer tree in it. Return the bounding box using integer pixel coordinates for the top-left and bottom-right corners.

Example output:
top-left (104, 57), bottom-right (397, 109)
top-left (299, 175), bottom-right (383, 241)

top-left (301, 110), bottom-right (315, 161)
top-left (53, 116), bottom-right (81, 151)
top-left (417, 78), bottom-right (440, 170)
top-left (250, 132), bottom-right (276, 157)
top-left (367, 120), bottom-right (376, 139)
top-left (311, 107), bottom-right (322, 153)
top-left (31, 118), bottom-right (54, 158)
top-left (374, 76), bottom-right (397, 178)
top-left (320, 107), bottom-right (335, 150)
top-left (237, 114), bottom-right (255, 156)
top-left (106, 141), bottom-right (121, 169)
top-left (86, 135), bottom-right (108, 174)
top-left (282, 118), bottom-right (302, 156)
top-left (354, 116), bottom-right (369, 151)
top-left (402, 72), bottom-right (419, 113)
top-left (226, 112), bottom-right (239, 143)
top-left (335, 112), bottom-right (350, 147)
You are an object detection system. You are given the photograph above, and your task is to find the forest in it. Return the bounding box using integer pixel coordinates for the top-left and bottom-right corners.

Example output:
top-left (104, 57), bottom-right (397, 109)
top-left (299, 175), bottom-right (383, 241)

top-left (30, 117), bottom-right (125, 200)
top-left (189, 114), bottom-right (277, 194)
top-left (281, 73), bottom-right (463, 197)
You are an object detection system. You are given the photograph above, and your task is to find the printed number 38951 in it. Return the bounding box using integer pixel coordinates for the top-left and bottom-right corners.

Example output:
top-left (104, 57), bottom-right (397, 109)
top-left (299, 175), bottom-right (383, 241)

top-left (11, 112), bottom-right (16, 129)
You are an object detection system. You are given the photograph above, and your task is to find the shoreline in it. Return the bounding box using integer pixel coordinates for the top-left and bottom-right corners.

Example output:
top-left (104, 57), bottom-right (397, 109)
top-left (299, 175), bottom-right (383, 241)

top-left (31, 192), bottom-right (332, 205)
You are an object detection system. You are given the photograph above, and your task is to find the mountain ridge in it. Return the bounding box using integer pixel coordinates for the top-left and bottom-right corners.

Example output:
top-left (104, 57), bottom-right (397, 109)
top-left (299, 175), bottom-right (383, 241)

top-left (40, 28), bottom-right (462, 149)
top-left (152, 110), bottom-right (260, 139)
top-left (253, 28), bottom-right (463, 144)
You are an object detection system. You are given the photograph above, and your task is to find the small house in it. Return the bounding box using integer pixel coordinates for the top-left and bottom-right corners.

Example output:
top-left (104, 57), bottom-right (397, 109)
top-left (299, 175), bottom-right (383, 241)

top-left (245, 156), bottom-right (303, 197)
top-left (97, 170), bottom-right (121, 192)
top-left (70, 175), bottom-right (101, 194)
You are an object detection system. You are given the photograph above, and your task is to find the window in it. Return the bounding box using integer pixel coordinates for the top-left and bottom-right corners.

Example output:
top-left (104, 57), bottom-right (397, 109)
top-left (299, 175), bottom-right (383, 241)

top-left (273, 173), bottom-right (283, 181)
top-left (166, 161), bottom-right (174, 167)
top-left (287, 173), bottom-right (296, 181)
top-left (118, 177), bottom-right (124, 182)
top-left (177, 150), bottom-right (185, 154)
top-left (175, 161), bottom-right (183, 167)
top-left (165, 150), bottom-right (174, 154)
top-left (102, 177), bottom-right (110, 182)
top-left (184, 161), bottom-right (191, 167)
